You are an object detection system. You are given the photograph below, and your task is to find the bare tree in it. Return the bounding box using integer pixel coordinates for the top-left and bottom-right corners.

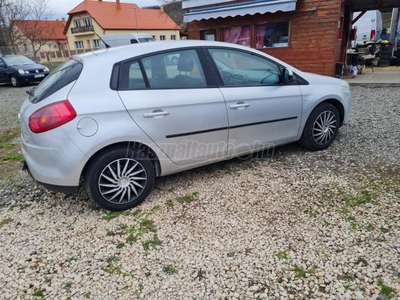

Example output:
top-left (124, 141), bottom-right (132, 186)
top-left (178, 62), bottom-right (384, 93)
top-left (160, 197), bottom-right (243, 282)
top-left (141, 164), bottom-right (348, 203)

top-left (13, 0), bottom-right (54, 58)
top-left (0, 0), bottom-right (29, 54)
top-left (0, 0), bottom-right (53, 57)
top-left (158, 0), bottom-right (185, 26)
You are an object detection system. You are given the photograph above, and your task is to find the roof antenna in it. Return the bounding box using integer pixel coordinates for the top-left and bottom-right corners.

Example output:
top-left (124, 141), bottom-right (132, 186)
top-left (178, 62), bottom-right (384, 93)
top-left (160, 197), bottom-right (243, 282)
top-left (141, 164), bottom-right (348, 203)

top-left (95, 32), bottom-right (111, 48)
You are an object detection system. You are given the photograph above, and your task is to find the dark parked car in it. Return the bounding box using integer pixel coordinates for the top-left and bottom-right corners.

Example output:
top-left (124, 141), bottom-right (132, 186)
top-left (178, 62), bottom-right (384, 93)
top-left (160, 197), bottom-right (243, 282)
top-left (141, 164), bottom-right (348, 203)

top-left (0, 55), bottom-right (50, 87)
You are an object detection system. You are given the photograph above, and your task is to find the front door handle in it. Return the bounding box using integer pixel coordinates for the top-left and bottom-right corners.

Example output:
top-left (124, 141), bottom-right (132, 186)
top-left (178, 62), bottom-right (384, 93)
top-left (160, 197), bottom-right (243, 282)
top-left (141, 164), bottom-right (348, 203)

top-left (230, 102), bottom-right (250, 109)
top-left (143, 110), bottom-right (170, 118)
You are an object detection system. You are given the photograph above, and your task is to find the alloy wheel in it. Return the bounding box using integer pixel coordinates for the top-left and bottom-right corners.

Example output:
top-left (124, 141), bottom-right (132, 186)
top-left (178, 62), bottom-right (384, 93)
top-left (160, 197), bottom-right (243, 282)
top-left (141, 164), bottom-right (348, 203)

top-left (98, 158), bottom-right (147, 204)
top-left (312, 111), bottom-right (337, 145)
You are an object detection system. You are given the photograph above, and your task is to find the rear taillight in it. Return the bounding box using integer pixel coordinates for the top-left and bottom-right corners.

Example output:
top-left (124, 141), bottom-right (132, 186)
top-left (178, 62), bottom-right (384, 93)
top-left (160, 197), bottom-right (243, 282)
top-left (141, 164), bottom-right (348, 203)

top-left (29, 100), bottom-right (76, 133)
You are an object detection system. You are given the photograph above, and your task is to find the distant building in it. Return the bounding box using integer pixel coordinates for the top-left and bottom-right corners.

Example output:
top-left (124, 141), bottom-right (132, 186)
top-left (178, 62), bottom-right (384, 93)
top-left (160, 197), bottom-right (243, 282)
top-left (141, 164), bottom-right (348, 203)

top-left (64, 0), bottom-right (181, 51)
top-left (12, 19), bottom-right (67, 60)
top-left (182, 0), bottom-right (400, 77)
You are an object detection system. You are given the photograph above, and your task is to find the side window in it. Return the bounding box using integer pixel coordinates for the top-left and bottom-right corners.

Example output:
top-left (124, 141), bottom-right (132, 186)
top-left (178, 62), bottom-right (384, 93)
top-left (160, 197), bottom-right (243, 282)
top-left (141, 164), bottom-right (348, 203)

top-left (207, 48), bottom-right (281, 86)
top-left (142, 50), bottom-right (206, 89)
top-left (119, 60), bottom-right (146, 90)
top-left (0, 59), bottom-right (5, 67)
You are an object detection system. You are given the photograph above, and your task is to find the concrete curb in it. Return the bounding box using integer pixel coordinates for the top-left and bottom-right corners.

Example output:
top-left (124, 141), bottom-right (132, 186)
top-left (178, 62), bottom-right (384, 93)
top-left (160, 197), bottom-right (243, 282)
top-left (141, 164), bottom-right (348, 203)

top-left (348, 83), bottom-right (400, 87)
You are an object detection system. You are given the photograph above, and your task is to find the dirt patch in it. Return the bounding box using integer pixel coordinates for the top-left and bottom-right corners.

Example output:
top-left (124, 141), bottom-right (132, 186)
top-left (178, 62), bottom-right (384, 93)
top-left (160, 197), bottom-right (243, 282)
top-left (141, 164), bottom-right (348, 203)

top-left (0, 128), bottom-right (24, 180)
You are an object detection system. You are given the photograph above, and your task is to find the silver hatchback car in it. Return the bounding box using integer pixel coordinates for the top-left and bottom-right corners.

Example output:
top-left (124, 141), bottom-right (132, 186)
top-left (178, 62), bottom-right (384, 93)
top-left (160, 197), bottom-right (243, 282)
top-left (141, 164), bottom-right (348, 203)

top-left (19, 40), bottom-right (351, 211)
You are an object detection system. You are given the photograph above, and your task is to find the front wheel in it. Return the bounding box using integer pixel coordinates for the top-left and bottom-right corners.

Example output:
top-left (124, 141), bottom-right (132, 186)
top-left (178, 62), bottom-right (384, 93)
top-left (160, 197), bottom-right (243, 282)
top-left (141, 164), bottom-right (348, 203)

top-left (299, 103), bottom-right (340, 151)
top-left (10, 76), bottom-right (20, 87)
top-left (85, 147), bottom-right (155, 211)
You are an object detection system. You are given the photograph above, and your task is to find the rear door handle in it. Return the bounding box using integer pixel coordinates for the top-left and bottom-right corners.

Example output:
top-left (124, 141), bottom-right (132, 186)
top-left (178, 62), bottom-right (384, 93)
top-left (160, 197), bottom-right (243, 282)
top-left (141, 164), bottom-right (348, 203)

top-left (143, 110), bottom-right (170, 118)
top-left (230, 102), bottom-right (250, 109)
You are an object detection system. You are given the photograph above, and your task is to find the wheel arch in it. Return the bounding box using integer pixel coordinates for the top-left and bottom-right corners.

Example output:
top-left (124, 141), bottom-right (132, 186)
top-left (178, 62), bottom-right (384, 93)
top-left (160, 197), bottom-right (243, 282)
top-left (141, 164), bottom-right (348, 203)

top-left (81, 141), bottom-right (161, 181)
top-left (8, 73), bottom-right (19, 86)
top-left (319, 98), bottom-right (345, 126)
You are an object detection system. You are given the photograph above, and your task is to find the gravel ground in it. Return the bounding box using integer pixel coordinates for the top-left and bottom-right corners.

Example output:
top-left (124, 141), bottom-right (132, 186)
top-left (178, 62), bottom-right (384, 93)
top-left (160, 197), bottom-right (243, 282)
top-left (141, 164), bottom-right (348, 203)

top-left (0, 85), bottom-right (399, 300)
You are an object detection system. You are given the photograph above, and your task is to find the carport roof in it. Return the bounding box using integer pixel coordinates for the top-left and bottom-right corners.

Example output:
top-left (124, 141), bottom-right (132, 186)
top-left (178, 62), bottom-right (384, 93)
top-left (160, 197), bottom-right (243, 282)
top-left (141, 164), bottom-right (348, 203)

top-left (345, 0), bottom-right (400, 11)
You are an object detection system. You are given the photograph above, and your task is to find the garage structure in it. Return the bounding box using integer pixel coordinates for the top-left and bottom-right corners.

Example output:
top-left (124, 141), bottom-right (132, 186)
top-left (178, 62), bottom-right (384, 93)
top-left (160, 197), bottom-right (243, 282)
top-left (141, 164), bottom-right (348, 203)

top-left (183, 0), bottom-right (400, 77)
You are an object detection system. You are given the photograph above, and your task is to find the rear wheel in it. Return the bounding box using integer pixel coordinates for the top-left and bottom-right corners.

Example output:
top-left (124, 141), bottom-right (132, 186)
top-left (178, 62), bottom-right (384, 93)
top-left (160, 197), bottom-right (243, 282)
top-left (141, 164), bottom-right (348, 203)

top-left (10, 76), bottom-right (20, 87)
top-left (299, 103), bottom-right (340, 151)
top-left (85, 147), bottom-right (155, 211)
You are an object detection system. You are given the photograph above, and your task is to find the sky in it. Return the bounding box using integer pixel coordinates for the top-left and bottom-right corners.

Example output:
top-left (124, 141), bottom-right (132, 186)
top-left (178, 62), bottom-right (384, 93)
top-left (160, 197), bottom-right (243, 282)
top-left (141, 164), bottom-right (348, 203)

top-left (50, 0), bottom-right (160, 20)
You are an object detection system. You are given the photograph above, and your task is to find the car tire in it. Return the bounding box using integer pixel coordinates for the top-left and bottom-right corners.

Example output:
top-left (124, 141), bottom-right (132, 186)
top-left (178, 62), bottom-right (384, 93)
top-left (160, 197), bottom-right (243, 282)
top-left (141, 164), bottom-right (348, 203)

top-left (299, 103), bottom-right (340, 151)
top-left (10, 76), bottom-right (20, 87)
top-left (85, 146), bottom-right (155, 211)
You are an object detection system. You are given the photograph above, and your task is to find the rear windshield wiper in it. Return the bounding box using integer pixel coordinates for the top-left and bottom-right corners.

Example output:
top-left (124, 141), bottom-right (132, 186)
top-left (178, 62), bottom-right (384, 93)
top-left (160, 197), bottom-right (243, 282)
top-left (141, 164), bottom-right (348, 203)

top-left (26, 87), bottom-right (35, 96)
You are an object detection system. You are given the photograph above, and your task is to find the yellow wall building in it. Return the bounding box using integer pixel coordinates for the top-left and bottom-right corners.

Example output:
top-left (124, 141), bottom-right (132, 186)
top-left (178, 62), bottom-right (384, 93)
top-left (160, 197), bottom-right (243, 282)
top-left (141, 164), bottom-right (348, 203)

top-left (65, 0), bottom-right (181, 51)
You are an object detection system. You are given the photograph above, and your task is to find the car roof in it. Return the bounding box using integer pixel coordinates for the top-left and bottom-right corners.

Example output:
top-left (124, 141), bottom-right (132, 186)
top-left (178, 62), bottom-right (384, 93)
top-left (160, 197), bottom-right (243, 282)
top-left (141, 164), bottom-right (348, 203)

top-left (73, 40), bottom-right (300, 75)
top-left (75, 40), bottom-right (263, 64)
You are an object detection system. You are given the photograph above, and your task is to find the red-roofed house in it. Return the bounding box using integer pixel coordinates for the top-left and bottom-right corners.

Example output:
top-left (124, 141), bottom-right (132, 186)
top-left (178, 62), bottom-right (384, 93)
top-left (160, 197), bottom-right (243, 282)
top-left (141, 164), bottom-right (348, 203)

top-left (65, 0), bottom-right (181, 51)
top-left (13, 19), bottom-right (68, 61)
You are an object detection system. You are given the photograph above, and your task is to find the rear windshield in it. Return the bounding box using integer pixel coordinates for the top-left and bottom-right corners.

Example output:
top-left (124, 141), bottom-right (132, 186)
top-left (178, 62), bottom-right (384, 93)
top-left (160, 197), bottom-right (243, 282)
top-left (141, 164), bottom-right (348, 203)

top-left (30, 59), bottom-right (83, 103)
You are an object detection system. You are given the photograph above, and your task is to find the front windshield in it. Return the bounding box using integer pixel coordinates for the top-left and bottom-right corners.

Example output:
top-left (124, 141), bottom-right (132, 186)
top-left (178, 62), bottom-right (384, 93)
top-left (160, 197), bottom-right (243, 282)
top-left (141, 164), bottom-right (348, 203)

top-left (3, 55), bottom-right (35, 66)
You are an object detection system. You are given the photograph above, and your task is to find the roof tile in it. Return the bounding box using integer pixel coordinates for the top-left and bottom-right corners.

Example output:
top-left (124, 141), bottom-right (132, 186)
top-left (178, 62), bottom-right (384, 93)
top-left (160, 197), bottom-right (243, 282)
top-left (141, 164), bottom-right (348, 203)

top-left (68, 0), bottom-right (180, 30)
top-left (14, 20), bottom-right (67, 40)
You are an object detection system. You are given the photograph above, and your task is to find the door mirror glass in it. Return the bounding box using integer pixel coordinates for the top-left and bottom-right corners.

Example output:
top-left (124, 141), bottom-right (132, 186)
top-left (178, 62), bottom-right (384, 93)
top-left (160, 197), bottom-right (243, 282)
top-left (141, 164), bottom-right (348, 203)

top-left (282, 68), bottom-right (294, 83)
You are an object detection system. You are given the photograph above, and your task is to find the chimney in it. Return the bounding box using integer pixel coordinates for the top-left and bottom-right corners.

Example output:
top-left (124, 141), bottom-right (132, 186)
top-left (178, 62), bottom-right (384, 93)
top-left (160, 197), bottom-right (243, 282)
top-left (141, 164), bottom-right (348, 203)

top-left (116, 0), bottom-right (121, 9)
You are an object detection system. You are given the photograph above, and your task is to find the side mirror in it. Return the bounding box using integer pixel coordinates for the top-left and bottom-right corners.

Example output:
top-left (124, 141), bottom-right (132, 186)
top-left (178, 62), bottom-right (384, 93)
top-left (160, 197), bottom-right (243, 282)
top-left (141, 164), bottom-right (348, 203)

top-left (282, 68), bottom-right (294, 83)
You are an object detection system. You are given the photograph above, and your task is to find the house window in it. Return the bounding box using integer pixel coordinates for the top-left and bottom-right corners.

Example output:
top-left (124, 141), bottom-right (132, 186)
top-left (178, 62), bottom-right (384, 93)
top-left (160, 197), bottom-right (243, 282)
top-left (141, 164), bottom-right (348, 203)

top-left (74, 19), bottom-right (82, 27)
top-left (75, 41), bottom-right (84, 49)
top-left (171, 35), bottom-right (176, 40)
top-left (222, 26), bottom-right (250, 46)
top-left (84, 18), bottom-right (92, 26)
top-left (256, 22), bottom-right (289, 49)
top-left (160, 35), bottom-right (166, 41)
top-left (200, 30), bottom-right (216, 41)
top-left (93, 39), bottom-right (100, 48)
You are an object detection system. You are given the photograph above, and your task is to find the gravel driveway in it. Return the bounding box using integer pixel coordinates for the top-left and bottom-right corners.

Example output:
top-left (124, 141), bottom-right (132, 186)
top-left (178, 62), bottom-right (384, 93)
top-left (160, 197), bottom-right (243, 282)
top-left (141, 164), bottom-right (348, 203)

top-left (0, 85), bottom-right (399, 299)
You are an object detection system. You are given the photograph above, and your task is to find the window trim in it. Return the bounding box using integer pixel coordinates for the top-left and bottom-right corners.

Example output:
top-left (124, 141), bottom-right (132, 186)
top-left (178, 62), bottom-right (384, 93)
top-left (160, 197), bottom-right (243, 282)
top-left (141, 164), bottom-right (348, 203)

top-left (93, 39), bottom-right (100, 49)
top-left (200, 20), bottom-right (291, 49)
top-left (203, 46), bottom-right (286, 87)
top-left (255, 21), bottom-right (290, 49)
top-left (74, 41), bottom-right (84, 49)
top-left (113, 47), bottom-right (219, 91)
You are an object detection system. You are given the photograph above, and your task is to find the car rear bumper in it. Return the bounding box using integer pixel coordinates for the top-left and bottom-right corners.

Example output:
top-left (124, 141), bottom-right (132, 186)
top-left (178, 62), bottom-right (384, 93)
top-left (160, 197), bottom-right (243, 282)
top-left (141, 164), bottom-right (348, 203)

top-left (23, 161), bottom-right (79, 194)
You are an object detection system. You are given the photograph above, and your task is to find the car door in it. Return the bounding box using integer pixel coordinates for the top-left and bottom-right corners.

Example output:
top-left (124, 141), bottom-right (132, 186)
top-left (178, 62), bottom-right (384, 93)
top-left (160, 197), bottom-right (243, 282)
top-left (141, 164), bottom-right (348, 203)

top-left (206, 48), bottom-right (303, 156)
top-left (117, 49), bottom-right (229, 165)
